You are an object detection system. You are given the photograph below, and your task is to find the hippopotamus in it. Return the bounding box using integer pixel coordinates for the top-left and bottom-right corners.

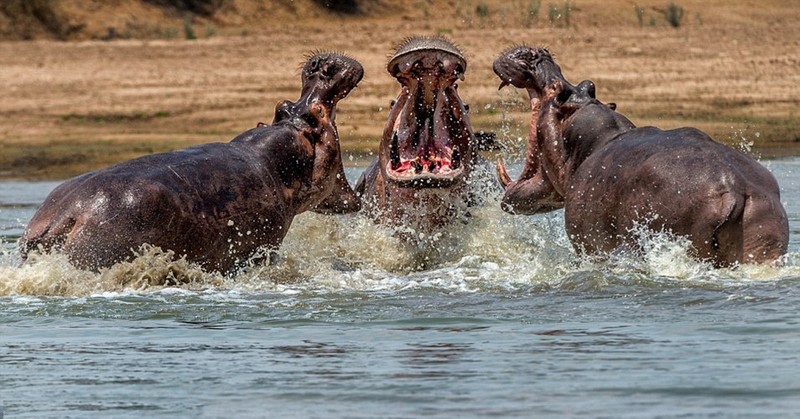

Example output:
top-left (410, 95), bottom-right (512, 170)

top-left (19, 52), bottom-right (363, 274)
top-left (355, 36), bottom-right (480, 235)
top-left (494, 46), bottom-right (789, 266)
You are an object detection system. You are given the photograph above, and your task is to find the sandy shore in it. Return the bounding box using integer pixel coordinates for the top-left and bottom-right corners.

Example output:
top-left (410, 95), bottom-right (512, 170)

top-left (2, 0), bottom-right (799, 179)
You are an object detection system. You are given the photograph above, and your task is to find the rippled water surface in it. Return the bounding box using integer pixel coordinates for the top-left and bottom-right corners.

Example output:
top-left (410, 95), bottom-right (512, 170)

top-left (2, 160), bottom-right (800, 418)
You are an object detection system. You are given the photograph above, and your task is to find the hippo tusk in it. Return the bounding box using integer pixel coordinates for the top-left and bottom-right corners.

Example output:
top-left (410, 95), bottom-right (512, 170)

top-left (496, 158), bottom-right (513, 189)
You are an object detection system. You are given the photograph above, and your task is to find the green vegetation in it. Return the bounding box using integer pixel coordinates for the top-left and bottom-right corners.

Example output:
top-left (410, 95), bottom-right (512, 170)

top-left (548, 1), bottom-right (571, 27)
top-left (665, 2), bottom-right (684, 28)
top-left (475, 3), bottom-right (490, 17)
top-left (182, 18), bottom-right (196, 40)
top-left (475, 2), bottom-right (490, 27)
top-left (634, 5), bottom-right (645, 27)
top-left (524, 0), bottom-right (541, 27)
top-left (310, 0), bottom-right (361, 14)
top-left (0, 0), bottom-right (82, 40)
top-left (634, 3), bottom-right (687, 28)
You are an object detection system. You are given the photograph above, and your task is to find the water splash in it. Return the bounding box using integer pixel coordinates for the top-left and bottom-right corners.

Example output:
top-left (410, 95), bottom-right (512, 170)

top-left (495, 87), bottom-right (530, 165)
top-left (2, 167), bottom-right (798, 296)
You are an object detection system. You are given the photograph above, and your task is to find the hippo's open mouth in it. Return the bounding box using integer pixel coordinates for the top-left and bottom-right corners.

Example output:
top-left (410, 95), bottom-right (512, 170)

top-left (385, 127), bottom-right (464, 187)
top-left (380, 36), bottom-right (473, 189)
top-left (493, 46), bottom-right (554, 191)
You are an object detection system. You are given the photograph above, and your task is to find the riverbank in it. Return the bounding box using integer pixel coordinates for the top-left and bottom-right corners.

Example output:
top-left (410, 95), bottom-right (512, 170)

top-left (2, 0), bottom-right (798, 180)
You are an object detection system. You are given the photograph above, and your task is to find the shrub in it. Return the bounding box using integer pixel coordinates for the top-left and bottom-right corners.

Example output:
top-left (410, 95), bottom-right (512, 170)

top-left (548, 1), bottom-right (571, 27)
top-left (476, 3), bottom-right (490, 18)
top-left (182, 18), bottom-right (196, 40)
top-left (665, 2), bottom-right (684, 28)
top-left (525, 0), bottom-right (541, 27)
top-left (311, 0), bottom-right (361, 14)
top-left (634, 5), bottom-right (645, 27)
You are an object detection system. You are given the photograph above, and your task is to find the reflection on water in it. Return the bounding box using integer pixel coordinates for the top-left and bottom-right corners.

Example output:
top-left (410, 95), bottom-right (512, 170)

top-left (395, 342), bottom-right (473, 378)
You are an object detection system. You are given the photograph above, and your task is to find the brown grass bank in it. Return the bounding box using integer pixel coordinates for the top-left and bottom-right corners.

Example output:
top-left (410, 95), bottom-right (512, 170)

top-left (1, 0), bottom-right (799, 179)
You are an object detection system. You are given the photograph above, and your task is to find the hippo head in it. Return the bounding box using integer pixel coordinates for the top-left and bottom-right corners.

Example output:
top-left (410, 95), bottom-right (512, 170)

top-left (380, 36), bottom-right (476, 188)
top-left (275, 52), bottom-right (364, 214)
top-left (273, 51), bottom-right (364, 126)
top-left (493, 46), bottom-right (603, 214)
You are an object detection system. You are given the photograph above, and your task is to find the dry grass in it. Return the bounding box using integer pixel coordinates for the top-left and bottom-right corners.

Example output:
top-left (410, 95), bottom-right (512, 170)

top-left (1, 0), bottom-right (799, 179)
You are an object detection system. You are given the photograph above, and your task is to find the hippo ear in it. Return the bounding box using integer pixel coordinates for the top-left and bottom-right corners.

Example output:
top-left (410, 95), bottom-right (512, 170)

top-left (576, 80), bottom-right (596, 99)
top-left (272, 100), bottom-right (294, 124)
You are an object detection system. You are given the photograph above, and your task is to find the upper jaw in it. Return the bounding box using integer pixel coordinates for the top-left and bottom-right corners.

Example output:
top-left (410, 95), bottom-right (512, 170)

top-left (493, 46), bottom-right (562, 103)
top-left (304, 73), bottom-right (362, 109)
top-left (495, 61), bottom-right (546, 100)
top-left (302, 53), bottom-right (364, 107)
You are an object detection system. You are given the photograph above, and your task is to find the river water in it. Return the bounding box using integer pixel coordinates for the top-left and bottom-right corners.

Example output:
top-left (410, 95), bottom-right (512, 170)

top-left (1, 159), bottom-right (799, 418)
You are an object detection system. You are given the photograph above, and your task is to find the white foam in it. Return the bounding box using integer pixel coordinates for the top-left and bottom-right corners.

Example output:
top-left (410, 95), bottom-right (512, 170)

top-left (2, 184), bottom-right (798, 296)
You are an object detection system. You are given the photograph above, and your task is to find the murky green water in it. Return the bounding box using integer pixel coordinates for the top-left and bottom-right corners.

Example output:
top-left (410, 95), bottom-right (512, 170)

top-left (1, 160), bottom-right (799, 417)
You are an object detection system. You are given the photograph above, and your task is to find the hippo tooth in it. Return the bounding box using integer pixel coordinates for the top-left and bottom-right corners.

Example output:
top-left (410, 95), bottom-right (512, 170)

top-left (452, 146), bottom-right (461, 169)
top-left (390, 132), bottom-right (401, 169)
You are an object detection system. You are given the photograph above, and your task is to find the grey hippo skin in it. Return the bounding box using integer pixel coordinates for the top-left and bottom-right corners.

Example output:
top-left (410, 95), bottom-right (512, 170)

top-left (494, 46), bottom-right (788, 266)
top-left (355, 36), bottom-right (480, 236)
top-left (19, 52), bottom-right (363, 274)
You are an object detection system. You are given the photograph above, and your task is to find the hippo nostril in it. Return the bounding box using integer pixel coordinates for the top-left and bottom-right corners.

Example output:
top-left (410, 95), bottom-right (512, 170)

top-left (322, 63), bottom-right (335, 78)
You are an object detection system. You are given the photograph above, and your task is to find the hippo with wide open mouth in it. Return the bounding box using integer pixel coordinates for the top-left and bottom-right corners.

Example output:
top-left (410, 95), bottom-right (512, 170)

top-left (493, 45), bottom-right (788, 266)
top-left (356, 36), bottom-right (480, 235)
top-left (20, 52), bottom-right (363, 275)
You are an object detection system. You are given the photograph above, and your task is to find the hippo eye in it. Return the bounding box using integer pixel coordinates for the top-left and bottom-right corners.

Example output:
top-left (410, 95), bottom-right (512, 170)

top-left (308, 58), bottom-right (320, 73)
top-left (454, 64), bottom-right (464, 76)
